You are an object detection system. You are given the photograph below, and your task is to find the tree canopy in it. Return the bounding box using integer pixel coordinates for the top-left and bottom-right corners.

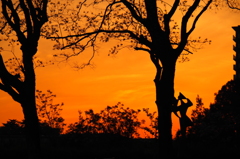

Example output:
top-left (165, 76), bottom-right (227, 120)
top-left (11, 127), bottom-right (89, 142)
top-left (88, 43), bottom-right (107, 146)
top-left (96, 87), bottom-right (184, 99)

top-left (45, 0), bottom-right (213, 60)
top-left (186, 80), bottom-right (240, 143)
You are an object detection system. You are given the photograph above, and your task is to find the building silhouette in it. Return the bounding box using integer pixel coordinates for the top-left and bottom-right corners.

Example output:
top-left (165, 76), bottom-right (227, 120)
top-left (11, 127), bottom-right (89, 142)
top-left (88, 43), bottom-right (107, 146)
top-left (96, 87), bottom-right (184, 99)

top-left (233, 25), bottom-right (240, 81)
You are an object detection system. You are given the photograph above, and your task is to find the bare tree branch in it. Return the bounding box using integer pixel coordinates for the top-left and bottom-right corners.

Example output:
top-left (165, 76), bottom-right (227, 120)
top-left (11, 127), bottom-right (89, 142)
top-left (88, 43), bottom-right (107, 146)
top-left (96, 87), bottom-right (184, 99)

top-left (187, 0), bottom-right (213, 36)
top-left (134, 47), bottom-right (151, 53)
top-left (48, 29), bottom-right (152, 49)
top-left (226, 0), bottom-right (240, 10)
top-left (178, 0), bottom-right (212, 54)
top-left (181, 0), bottom-right (201, 40)
top-left (1, 0), bottom-right (26, 43)
top-left (164, 0), bottom-right (180, 35)
top-left (40, 0), bottom-right (48, 23)
top-left (19, 0), bottom-right (33, 37)
top-left (0, 54), bottom-right (23, 94)
top-left (121, 0), bottom-right (145, 24)
top-left (26, 0), bottom-right (38, 25)
top-left (0, 83), bottom-right (21, 103)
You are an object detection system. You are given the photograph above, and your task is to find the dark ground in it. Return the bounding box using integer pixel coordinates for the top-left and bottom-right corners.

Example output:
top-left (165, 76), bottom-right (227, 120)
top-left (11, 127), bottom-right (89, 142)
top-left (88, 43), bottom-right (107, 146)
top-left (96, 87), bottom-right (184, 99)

top-left (1, 134), bottom-right (239, 159)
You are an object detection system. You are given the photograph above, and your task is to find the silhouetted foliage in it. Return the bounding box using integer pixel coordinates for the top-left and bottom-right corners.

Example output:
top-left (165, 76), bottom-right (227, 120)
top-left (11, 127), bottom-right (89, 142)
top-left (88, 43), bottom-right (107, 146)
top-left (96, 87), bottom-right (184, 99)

top-left (0, 118), bottom-right (61, 138)
top-left (209, 80), bottom-right (240, 141)
top-left (186, 80), bottom-right (240, 143)
top-left (0, 119), bottom-right (24, 137)
top-left (67, 102), bottom-right (143, 138)
top-left (141, 108), bottom-right (158, 139)
top-left (36, 89), bottom-right (66, 134)
top-left (1, 102), bottom-right (160, 139)
top-left (191, 95), bottom-right (206, 122)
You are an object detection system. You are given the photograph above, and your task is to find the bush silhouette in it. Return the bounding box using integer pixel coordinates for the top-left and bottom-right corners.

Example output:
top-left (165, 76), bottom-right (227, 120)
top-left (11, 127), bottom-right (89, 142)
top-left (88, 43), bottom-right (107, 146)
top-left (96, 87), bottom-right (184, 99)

top-left (66, 102), bottom-right (143, 138)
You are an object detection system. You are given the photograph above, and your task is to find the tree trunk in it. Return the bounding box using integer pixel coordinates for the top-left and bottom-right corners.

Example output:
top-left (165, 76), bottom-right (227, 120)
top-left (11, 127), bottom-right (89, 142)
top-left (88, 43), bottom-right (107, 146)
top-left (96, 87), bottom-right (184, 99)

top-left (155, 60), bottom-right (176, 158)
top-left (21, 47), bottom-right (41, 159)
top-left (22, 102), bottom-right (41, 159)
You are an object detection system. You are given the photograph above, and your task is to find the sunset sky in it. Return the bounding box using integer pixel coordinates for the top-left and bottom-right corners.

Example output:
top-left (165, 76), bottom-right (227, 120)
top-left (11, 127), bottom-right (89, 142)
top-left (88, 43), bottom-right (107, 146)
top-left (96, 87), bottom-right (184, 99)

top-left (0, 1), bottom-right (239, 136)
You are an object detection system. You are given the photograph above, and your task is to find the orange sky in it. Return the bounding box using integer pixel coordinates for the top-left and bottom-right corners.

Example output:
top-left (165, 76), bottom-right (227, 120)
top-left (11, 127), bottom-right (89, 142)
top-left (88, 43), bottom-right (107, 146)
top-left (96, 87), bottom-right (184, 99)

top-left (0, 2), bottom-right (239, 137)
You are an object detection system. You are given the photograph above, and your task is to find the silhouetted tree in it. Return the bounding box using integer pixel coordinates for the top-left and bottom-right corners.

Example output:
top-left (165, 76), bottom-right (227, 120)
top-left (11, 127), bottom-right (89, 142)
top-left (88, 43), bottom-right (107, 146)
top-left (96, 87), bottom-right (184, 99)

top-left (67, 102), bottom-right (143, 138)
top-left (0, 0), bottom-right (48, 158)
top-left (209, 80), bottom-right (240, 140)
top-left (46, 1), bottom-right (214, 156)
top-left (186, 80), bottom-right (240, 143)
top-left (36, 89), bottom-right (66, 134)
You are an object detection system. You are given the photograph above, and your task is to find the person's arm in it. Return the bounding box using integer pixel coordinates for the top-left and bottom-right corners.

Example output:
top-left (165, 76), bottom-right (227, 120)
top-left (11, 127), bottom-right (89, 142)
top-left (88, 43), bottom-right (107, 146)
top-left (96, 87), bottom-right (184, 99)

top-left (173, 110), bottom-right (180, 118)
top-left (172, 100), bottom-right (180, 118)
top-left (186, 98), bottom-right (193, 107)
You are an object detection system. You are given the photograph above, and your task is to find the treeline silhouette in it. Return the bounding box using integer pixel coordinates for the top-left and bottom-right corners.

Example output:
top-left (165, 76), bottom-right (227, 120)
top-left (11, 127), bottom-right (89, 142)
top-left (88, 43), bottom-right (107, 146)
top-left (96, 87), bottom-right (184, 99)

top-left (0, 102), bottom-right (157, 139)
top-left (173, 80), bottom-right (240, 158)
top-left (0, 101), bottom-right (159, 159)
top-left (1, 80), bottom-right (240, 138)
top-left (1, 80), bottom-right (240, 158)
top-left (183, 80), bottom-right (240, 144)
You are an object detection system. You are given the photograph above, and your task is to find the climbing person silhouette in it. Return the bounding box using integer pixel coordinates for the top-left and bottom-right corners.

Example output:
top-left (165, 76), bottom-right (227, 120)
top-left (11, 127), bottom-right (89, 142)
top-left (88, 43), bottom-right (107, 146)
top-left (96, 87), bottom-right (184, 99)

top-left (172, 92), bottom-right (193, 138)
